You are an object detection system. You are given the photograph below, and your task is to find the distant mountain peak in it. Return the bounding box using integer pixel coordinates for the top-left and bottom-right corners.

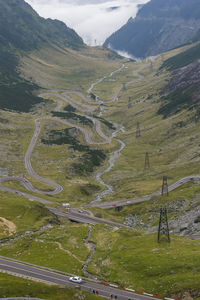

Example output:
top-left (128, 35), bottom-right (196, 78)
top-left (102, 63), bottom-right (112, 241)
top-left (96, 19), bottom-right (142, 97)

top-left (104, 0), bottom-right (200, 58)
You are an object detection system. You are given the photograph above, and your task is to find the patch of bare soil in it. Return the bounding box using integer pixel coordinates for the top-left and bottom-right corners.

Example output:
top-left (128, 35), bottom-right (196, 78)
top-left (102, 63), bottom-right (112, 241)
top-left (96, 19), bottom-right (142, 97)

top-left (0, 217), bottom-right (16, 236)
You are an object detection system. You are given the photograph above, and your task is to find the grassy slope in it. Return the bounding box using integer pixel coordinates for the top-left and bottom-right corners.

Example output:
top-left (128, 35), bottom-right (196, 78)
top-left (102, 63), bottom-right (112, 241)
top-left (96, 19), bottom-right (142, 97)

top-left (1, 39), bottom-right (200, 299)
top-left (0, 218), bottom-right (90, 275)
top-left (0, 0), bottom-right (84, 112)
top-left (20, 45), bottom-right (123, 91)
top-left (0, 192), bottom-right (55, 239)
top-left (88, 225), bottom-right (200, 297)
top-left (0, 273), bottom-right (103, 300)
top-left (161, 42), bottom-right (200, 71)
top-left (90, 46), bottom-right (200, 204)
top-left (0, 43), bottom-right (123, 205)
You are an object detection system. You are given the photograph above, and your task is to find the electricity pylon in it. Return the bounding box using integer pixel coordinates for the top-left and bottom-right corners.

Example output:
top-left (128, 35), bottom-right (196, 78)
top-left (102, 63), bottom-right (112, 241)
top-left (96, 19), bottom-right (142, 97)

top-left (136, 122), bottom-right (141, 138)
top-left (158, 207), bottom-right (170, 243)
top-left (144, 152), bottom-right (150, 170)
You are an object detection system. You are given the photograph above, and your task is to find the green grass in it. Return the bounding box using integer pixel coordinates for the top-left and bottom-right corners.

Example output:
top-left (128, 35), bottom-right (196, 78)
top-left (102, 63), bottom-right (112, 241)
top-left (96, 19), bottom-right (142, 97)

top-left (161, 42), bottom-right (200, 71)
top-left (88, 225), bottom-right (200, 297)
top-left (41, 127), bottom-right (106, 175)
top-left (21, 45), bottom-right (124, 91)
top-left (158, 84), bottom-right (199, 118)
top-left (91, 181), bottom-right (200, 226)
top-left (52, 111), bottom-right (93, 127)
top-left (0, 220), bottom-right (90, 275)
top-left (64, 104), bottom-right (76, 112)
top-left (89, 51), bottom-right (200, 204)
top-left (0, 81), bottom-right (45, 113)
top-left (0, 192), bottom-right (56, 239)
top-left (0, 273), bottom-right (103, 300)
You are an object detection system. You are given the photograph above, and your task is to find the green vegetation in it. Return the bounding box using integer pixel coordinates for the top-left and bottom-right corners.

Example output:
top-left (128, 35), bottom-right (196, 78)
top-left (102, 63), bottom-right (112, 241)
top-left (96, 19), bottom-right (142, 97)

top-left (0, 273), bottom-right (102, 300)
top-left (0, 0), bottom-right (84, 113)
top-left (87, 51), bottom-right (200, 203)
top-left (0, 81), bottom-right (46, 112)
top-left (52, 111), bottom-right (93, 127)
top-left (0, 220), bottom-right (90, 275)
top-left (1, 12), bottom-right (200, 298)
top-left (91, 181), bottom-right (200, 226)
top-left (88, 225), bottom-right (200, 297)
top-left (0, 192), bottom-right (56, 239)
top-left (160, 43), bottom-right (200, 71)
top-left (93, 115), bottom-right (116, 130)
top-left (64, 104), bottom-right (76, 112)
top-left (0, 0), bottom-right (83, 52)
top-left (158, 84), bottom-right (198, 118)
top-left (0, 39), bottom-right (44, 112)
top-left (42, 128), bottom-right (106, 175)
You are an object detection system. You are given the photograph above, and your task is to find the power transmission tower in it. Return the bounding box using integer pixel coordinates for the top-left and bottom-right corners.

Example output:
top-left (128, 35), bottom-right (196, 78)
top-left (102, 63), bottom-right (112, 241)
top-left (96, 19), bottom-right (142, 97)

top-left (123, 83), bottom-right (126, 90)
top-left (150, 61), bottom-right (153, 72)
top-left (162, 176), bottom-right (168, 196)
top-left (136, 122), bottom-right (141, 138)
top-left (128, 97), bottom-right (132, 108)
top-left (115, 206), bottom-right (123, 212)
top-left (128, 103), bottom-right (132, 109)
top-left (144, 152), bottom-right (150, 170)
top-left (158, 207), bottom-right (170, 243)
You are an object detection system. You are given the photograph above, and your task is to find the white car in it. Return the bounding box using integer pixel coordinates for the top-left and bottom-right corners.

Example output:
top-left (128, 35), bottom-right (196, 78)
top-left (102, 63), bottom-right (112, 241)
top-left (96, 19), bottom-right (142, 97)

top-left (69, 276), bottom-right (82, 283)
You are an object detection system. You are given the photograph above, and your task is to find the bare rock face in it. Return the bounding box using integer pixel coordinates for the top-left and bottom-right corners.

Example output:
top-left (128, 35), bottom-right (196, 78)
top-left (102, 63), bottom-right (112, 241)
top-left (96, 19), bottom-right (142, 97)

top-left (158, 53), bottom-right (200, 118)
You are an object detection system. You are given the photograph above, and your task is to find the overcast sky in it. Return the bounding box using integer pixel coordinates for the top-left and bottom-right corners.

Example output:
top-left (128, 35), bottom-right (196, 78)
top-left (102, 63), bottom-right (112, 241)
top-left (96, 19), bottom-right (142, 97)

top-left (25, 0), bottom-right (150, 46)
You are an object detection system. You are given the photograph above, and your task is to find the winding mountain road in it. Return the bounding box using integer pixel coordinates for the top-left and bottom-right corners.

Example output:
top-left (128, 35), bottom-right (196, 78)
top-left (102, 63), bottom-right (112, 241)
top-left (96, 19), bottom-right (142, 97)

top-left (0, 61), bottom-right (199, 212)
top-left (0, 58), bottom-right (198, 300)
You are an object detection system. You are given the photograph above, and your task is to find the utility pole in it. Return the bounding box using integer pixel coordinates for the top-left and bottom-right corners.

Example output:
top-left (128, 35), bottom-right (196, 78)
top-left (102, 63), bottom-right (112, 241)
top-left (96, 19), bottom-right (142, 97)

top-left (144, 152), bottom-right (150, 170)
top-left (162, 176), bottom-right (168, 196)
top-left (158, 207), bottom-right (170, 243)
top-left (136, 122), bottom-right (141, 138)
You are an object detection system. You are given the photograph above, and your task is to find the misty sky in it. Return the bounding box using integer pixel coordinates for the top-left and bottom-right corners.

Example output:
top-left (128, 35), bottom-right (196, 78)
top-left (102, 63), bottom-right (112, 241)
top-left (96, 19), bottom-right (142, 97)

top-left (25, 0), bottom-right (150, 46)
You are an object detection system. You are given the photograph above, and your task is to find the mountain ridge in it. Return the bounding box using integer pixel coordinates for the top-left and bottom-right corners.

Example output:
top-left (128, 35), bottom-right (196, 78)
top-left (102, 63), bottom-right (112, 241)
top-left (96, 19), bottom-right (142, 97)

top-left (0, 0), bottom-right (84, 112)
top-left (104, 0), bottom-right (200, 58)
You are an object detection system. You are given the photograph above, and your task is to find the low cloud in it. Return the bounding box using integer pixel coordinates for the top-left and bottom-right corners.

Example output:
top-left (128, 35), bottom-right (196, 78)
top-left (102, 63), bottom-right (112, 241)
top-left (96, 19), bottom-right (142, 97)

top-left (26, 0), bottom-right (150, 45)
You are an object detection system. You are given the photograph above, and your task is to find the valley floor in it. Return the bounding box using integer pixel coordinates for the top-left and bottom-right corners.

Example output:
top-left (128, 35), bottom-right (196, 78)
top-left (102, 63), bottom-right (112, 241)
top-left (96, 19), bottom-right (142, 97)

top-left (0, 44), bottom-right (200, 299)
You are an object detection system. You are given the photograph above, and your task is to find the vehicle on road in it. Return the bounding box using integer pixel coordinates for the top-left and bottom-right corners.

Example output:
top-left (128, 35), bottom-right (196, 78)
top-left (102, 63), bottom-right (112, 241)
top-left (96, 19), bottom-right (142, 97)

top-left (69, 276), bottom-right (82, 283)
top-left (62, 203), bottom-right (70, 209)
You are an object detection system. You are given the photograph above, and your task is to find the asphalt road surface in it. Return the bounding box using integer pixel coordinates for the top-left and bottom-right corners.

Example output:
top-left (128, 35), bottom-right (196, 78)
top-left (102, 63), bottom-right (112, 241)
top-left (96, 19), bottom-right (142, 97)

top-left (48, 207), bottom-right (130, 228)
top-left (0, 257), bottom-right (158, 300)
top-left (88, 176), bottom-right (200, 209)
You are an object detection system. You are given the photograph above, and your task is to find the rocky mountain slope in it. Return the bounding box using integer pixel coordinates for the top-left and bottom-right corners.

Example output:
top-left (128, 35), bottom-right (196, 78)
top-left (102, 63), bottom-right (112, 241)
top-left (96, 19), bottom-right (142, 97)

top-left (104, 0), bottom-right (200, 58)
top-left (0, 0), bottom-right (84, 112)
top-left (158, 43), bottom-right (200, 117)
